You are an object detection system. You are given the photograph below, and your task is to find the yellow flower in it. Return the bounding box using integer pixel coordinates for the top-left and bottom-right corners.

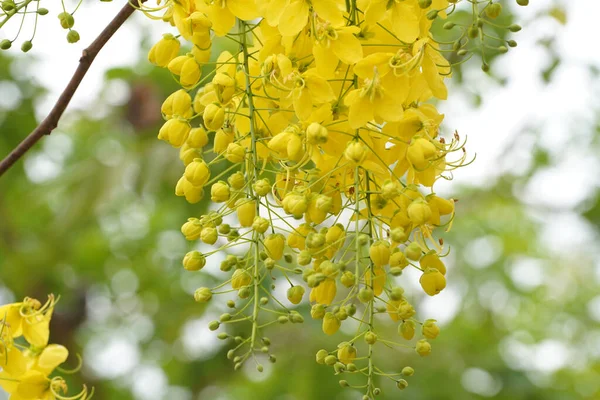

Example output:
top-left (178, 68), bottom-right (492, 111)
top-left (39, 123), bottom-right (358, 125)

top-left (161, 89), bottom-right (193, 119)
top-left (422, 319), bottom-right (440, 339)
top-left (369, 241), bottom-right (391, 267)
top-left (232, 269), bottom-right (252, 289)
top-left (236, 199), bottom-right (256, 227)
top-left (420, 251), bottom-right (446, 275)
top-left (0, 296), bottom-right (54, 348)
top-left (168, 55), bottom-right (201, 88)
top-left (175, 176), bottom-right (204, 204)
top-left (287, 286), bottom-right (305, 305)
top-left (311, 278), bottom-right (337, 305)
top-left (158, 118), bottom-right (191, 148)
top-left (264, 233), bottom-right (285, 260)
top-left (184, 159), bottom-right (211, 187)
top-left (415, 339), bottom-right (432, 356)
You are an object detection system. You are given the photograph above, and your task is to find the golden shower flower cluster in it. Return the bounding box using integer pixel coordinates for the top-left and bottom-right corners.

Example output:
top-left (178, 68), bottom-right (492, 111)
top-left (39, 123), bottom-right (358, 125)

top-left (0, 295), bottom-right (92, 400)
top-left (144, 0), bottom-right (520, 397)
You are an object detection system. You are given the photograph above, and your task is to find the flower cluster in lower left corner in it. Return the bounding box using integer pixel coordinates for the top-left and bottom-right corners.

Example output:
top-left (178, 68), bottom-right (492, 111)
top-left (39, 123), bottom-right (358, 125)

top-left (0, 294), bottom-right (92, 400)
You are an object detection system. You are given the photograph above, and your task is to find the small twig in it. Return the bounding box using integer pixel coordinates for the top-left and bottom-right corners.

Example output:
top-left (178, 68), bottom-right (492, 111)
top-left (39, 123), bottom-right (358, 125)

top-left (0, 1), bottom-right (143, 177)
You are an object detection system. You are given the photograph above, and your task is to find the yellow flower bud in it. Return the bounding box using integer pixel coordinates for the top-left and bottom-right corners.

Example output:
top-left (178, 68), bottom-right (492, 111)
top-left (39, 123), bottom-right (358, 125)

top-left (337, 343), bottom-right (357, 365)
top-left (203, 103), bottom-right (225, 131)
top-left (407, 199), bottom-right (432, 226)
top-left (422, 319), bottom-right (440, 339)
top-left (200, 226), bottom-right (218, 245)
top-left (358, 287), bottom-right (374, 303)
top-left (381, 180), bottom-right (400, 200)
top-left (344, 140), bottom-right (368, 164)
top-left (407, 137), bottom-right (437, 170)
top-left (184, 158), bottom-right (210, 187)
top-left (187, 127), bottom-right (209, 148)
top-left (228, 171), bottom-right (245, 189)
top-left (364, 265), bottom-right (386, 296)
top-left (253, 179), bottom-right (271, 197)
top-left (282, 192), bottom-right (308, 219)
top-left (179, 144), bottom-right (200, 166)
top-left (369, 241), bottom-right (391, 267)
top-left (168, 55), bottom-right (201, 88)
top-left (236, 199), bottom-right (256, 227)
top-left (264, 234), bottom-right (285, 261)
top-left (213, 72), bottom-right (235, 87)
top-left (286, 134), bottom-right (304, 162)
top-left (415, 339), bottom-right (432, 357)
top-left (340, 271), bottom-right (355, 288)
top-left (287, 286), bottom-right (305, 305)
top-left (322, 312), bottom-right (341, 335)
top-left (224, 142), bottom-right (245, 163)
top-left (210, 181), bottom-right (230, 202)
top-left (306, 122), bottom-right (328, 144)
top-left (365, 331), bottom-right (378, 345)
top-left (390, 250), bottom-right (409, 269)
top-left (161, 89), bottom-right (192, 119)
top-left (175, 176), bottom-right (204, 204)
top-left (306, 194), bottom-right (332, 225)
top-left (399, 320), bottom-right (416, 340)
top-left (181, 218), bottom-right (202, 240)
top-left (183, 251), bottom-right (206, 271)
top-left (419, 268), bottom-right (446, 296)
top-left (387, 299), bottom-right (415, 322)
top-left (194, 287), bottom-right (212, 302)
top-left (316, 349), bottom-right (328, 364)
top-left (312, 278), bottom-right (336, 305)
top-left (252, 217), bottom-right (270, 233)
top-left (420, 252), bottom-right (446, 275)
top-left (287, 224), bottom-right (314, 250)
top-left (148, 34), bottom-right (180, 67)
top-left (158, 118), bottom-right (191, 148)
top-left (402, 367), bottom-right (414, 377)
top-left (231, 269), bottom-right (252, 289)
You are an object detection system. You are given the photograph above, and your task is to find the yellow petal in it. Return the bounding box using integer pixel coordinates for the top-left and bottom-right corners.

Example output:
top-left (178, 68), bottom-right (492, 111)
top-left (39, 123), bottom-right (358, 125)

top-left (228, 0), bottom-right (259, 20)
top-left (332, 29), bottom-right (363, 65)
top-left (34, 344), bottom-right (69, 376)
top-left (312, 0), bottom-right (345, 26)
top-left (278, 0), bottom-right (309, 36)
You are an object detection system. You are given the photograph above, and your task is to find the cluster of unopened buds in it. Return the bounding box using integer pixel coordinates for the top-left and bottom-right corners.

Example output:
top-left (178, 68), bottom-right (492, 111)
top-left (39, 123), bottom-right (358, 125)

top-left (144, 0), bottom-right (521, 397)
top-left (0, 295), bottom-right (92, 400)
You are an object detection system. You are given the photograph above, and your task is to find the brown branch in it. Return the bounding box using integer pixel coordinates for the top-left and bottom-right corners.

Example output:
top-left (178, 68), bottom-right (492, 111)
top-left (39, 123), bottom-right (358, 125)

top-left (0, 1), bottom-right (142, 177)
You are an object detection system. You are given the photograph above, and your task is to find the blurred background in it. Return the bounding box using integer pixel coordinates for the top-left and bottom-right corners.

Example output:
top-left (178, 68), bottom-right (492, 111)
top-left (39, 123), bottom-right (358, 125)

top-left (2, 0), bottom-right (600, 399)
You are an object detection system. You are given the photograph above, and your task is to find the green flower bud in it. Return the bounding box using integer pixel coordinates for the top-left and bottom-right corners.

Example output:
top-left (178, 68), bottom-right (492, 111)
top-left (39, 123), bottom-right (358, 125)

top-left (67, 30), bottom-right (80, 44)
top-left (373, 388), bottom-right (381, 395)
top-left (218, 223), bottom-right (231, 234)
top-left (391, 227), bottom-right (409, 243)
top-left (311, 304), bottom-right (326, 319)
top-left (468, 25), bottom-right (479, 39)
top-left (365, 331), bottom-right (378, 345)
top-left (253, 178), bottom-right (271, 196)
top-left (1, 0), bottom-right (15, 12)
top-left (220, 260), bottom-right (233, 272)
top-left (238, 286), bottom-right (251, 299)
top-left (307, 272), bottom-right (326, 288)
top-left (287, 285), bottom-right (305, 304)
top-left (509, 24), bottom-right (522, 32)
top-left (290, 312), bottom-right (304, 323)
top-left (507, 40), bottom-right (518, 47)
top-left (415, 339), bottom-right (432, 356)
top-left (269, 355), bottom-right (276, 363)
top-left (357, 233), bottom-right (370, 246)
top-left (358, 287), bottom-right (374, 303)
top-left (347, 363), bottom-right (357, 372)
top-left (297, 250), bottom-right (312, 265)
top-left (324, 355), bottom-right (337, 366)
top-left (227, 350), bottom-right (235, 359)
top-left (390, 287), bottom-right (405, 301)
top-left (265, 258), bottom-right (276, 270)
top-left (316, 349), bottom-right (328, 364)
top-left (402, 366), bottom-right (414, 376)
top-left (284, 253), bottom-right (293, 263)
top-left (277, 315), bottom-right (289, 324)
top-left (457, 49), bottom-right (468, 56)
top-left (516, 0), bottom-right (528, 5)
top-left (58, 12), bottom-right (75, 29)
top-left (333, 362), bottom-right (346, 374)
top-left (226, 300), bottom-right (235, 308)
top-left (252, 216), bottom-right (270, 233)
top-left (0, 39), bottom-right (12, 50)
top-left (37, 7), bottom-right (48, 15)
top-left (340, 271), bottom-right (355, 288)
top-left (418, 0), bottom-right (432, 8)
top-left (261, 346), bottom-right (269, 353)
top-left (405, 242), bottom-right (422, 261)
top-left (339, 380), bottom-right (349, 387)
top-left (217, 333), bottom-right (229, 340)
top-left (443, 21), bottom-right (455, 30)
top-left (390, 267), bottom-right (403, 276)
top-left (397, 379), bottom-right (408, 390)
top-left (208, 320), bottom-right (220, 331)
top-left (21, 41), bottom-right (32, 53)
top-left (346, 304), bottom-right (356, 316)
top-left (426, 9), bottom-right (438, 20)
top-left (485, 3), bottom-right (502, 18)
top-left (219, 313), bottom-right (232, 322)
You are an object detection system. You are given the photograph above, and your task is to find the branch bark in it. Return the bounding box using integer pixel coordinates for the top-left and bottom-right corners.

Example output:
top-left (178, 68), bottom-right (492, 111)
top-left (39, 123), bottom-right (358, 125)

top-left (0, 1), bottom-right (142, 177)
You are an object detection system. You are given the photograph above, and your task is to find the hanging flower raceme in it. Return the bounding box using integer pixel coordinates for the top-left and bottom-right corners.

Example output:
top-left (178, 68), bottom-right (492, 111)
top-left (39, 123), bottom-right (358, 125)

top-left (0, 295), bottom-right (92, 400)
top-left (142, 0), bottom-right (520, 397)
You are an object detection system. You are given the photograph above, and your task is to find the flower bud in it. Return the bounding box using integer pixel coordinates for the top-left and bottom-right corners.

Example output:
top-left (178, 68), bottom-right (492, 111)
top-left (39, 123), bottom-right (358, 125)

top-left (183, 251), bottom-right (206, 271)
top-left (168, 55), bottom-right (201, 88)
top-left (390, 227), bottom-right (409, 243)
top-left (282, 192), bottom-right (308, 219)
top-left (306, 122), bottom-right (328, 144)
top-left (225, 142), bottom-right (245, 163)
top-left (516, 0), bottom-right (528, 5)
top-left (397, 379), bottom-right (408, 390)
top-left (232, 269), bottom-right (252, 289)
top-left (402, 367), bottom-right (414, 377)
top-left (0, 39), bottom-right (11, 50)
top-left (344, 141), bottom-right (368, 164)
top-left (184, 158), bottom-right (210, 187)
top-left (322, 312), bottom-right (341, 335)
top-left (200, 226), bottom-right (218, 245)
top-left (419, 268), bottom-right (446, 296)
top-left (485, 3), bottom-right (502, 18)
top-left (208, 320), bottom-right (220, 331)
top-left (238, 286), bottom-right (251, 299)
top-left (404, 242), bottom-right (422, 261)
top-left (399, 320), bottom-right (416, 340)
top-left (305, 232), bottom-right (325, 249)
top-left (387, 299), bottom-right (415, 322)
top-left (252, 216), bottom-right (270, 233)
top-left (390, 286), bottom-right (405, 301)
top-left (158, 118), bottom-right (191, 148)
top-left (415, 339), bottom-right (431, 356)
top-left (297, 250), bottom-right (312, 266)
top-left (407, 199), bottom-right (432, 226)
top-left (369, 241), bottom-right (391, 267)
top-left (253, 179), bottom-right (271, 196)
top-left (162, 89), bottom-right (192, 119)
top-left (58, 12), bottom-right (75, 29)
top-left (337, 343), bottom-right (357, 364)
top-left (422, 319), bottom-right (440, 339)
top-left (148, 34), bottom-right (180, 67)
top-left (175, 176), bottom-right (204, 204)
top-left (210, 181), bottom-right (230, 202)
top-left (358, 287), bottom-right (374, 303)
top-left (187, 127), bottom-right (208, 148)
top-left (324, 355), bottom-right (337, 366)
top-left (236, 199), bottom-right (256, 227)
top-left (311, 304), bottom-right (326, 319)
top-left (228, 171), bottom-right (245, 189)
top-left (20, 40), bottom-right (32, 53)
top-left (340, 271), bottom-right (355, 288)
top-left (181, 218), bottom-right (202, 240)
top-left (203, 103), bottom-right (225, 131)
top-left (67, 30), bottom-right (80, 44)
top-left (264, 234), bottom-right (285, 260)
top-left (390, 251), bottom-right (408, 270)
top-left (194, 287), bottom-right (212, 302)
top-left (365, 331), bottom-right (378, 345)
top-left (287, 286), bottom-right (305, 304)
top-left (418, 0), bottom-right (432, 8)
top-left (316, 349), bottom-right (328, 364)
top-left (420, 251), bottom-right (446, 275)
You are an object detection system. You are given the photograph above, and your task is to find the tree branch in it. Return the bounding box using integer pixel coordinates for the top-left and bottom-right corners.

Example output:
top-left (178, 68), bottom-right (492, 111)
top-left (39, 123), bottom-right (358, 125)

top-left (0, 1), bottom-right (142, 177)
